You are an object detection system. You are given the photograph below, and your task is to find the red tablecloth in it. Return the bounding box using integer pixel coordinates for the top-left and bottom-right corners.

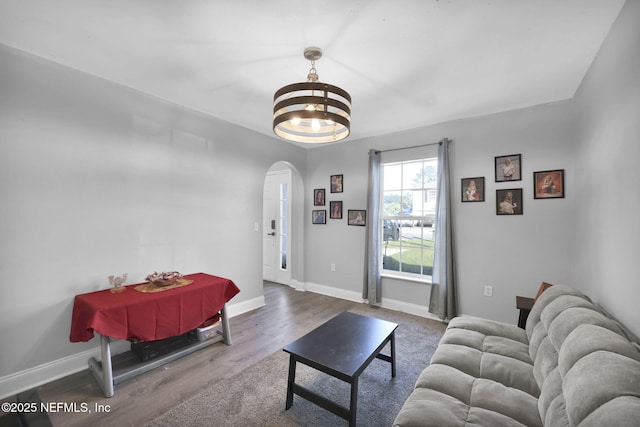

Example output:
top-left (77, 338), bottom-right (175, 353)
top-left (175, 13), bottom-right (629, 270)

top-left (70, 273), bottom-right (240, 342)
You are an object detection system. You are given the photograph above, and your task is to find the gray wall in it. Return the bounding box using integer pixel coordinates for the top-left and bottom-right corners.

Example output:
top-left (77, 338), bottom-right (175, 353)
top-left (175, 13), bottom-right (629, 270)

top-left (0, 45), bottom-right (306, 383)
top-left (304, 102), bottom-right (576, 321)
top-left (571, 0), bottom-right (640, 339)
top-left (302, 0), bottom-right (640, 339)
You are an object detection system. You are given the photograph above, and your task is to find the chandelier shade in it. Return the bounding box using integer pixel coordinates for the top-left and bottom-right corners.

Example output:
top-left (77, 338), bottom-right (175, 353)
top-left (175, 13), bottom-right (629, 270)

top-left (273, 48), bottom-right (351, 144)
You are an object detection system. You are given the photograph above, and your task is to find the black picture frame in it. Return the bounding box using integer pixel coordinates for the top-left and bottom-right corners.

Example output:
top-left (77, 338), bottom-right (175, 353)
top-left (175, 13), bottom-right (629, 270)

top-left (313, 188), bottom-right (325, 206)
top-left (496, 188), bottom-right (523, 215)
top-left (495, 154), bottom-right (522, 182)
top-left (330, 174), bottom-right (343, 193)
top-left (330, 201), bottom-right (343, 219)
top-left (533, 169), bottom-right (565, 199)
top-left (312, 210), bottom-right (326, 224)
top-left (347, 209), bottom-right (366, 226)
top-left (461, 177), bottom-right (485, 202)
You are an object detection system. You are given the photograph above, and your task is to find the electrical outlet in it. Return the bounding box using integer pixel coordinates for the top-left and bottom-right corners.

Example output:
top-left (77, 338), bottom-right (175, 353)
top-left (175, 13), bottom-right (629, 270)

top-left (484, 285), bottom-right (493, 297)
top-left (331, 263), bottom-right (336, 272)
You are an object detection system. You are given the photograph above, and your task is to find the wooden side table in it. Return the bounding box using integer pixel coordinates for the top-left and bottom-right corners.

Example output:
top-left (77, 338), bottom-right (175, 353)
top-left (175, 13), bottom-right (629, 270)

top-left (516, 296), bottom-right (535, 329)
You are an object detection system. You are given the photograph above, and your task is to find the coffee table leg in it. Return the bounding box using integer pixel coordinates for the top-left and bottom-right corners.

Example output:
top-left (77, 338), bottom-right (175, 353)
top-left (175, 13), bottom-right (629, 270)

top-left (391, 330), bottom-right (396, 378)
top-left (285, 354), bottom-right (296, 410)
top-left (349, 376), bottom-right (358, 427)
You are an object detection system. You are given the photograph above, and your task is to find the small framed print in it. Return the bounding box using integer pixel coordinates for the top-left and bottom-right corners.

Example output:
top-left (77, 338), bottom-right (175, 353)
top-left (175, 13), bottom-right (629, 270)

top-left (330, 201), bottom-right (343, 219)
top-left (496, 189), bottom-right (523, 215)
top-left (534, 169), bottom-right (565, 199)
top-left (330, 174), bottom-right (343, 193)
top-left (461, 177), bottom-right (485, 202)
top-left (495, 154), bottom-right (522, 182)
top-left (347, 210), bottom-right (366, 226)
top-left (312, 210), bottom-right (326, 224)
top-left (313, 188), bottom-right (325, 206)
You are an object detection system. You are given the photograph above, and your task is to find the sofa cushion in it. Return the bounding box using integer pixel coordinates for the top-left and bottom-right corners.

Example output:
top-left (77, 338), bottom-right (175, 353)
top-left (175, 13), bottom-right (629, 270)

top-left (564, 351), bottom-right (640, 425)
top-left (525, 284), bottom-right (587, 340)
top-left (433, 316), bottom-right (538, 396)
top-left (578, 397), bottom-right (640, 427)
top-left (559, 324), bottom-right (640, 426)
top-left (532, 336), bottom-right (558, 390)
top-left (394, 283), bottom-right (640, 427)
top-left (537, 367), bottom-right (569, 427)
top-left (470, 377), bottom-right (542, 427)
top-left (414, 364), bottom-right (474, 404)
top-left (558, 324), bottom-right (640, 378)
top-left (546, 305), bottom-right (623, 352)
top-left (392, 387), bottom-right (470, 427)
top-left (448, 315), bottom-right (529, 345)
top-left (399, 363), bottom-right (541, 427)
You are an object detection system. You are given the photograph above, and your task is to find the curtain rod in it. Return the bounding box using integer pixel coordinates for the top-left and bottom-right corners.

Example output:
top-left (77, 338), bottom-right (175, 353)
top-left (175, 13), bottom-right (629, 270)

top-left (374, 138), bottom-right (449, 154)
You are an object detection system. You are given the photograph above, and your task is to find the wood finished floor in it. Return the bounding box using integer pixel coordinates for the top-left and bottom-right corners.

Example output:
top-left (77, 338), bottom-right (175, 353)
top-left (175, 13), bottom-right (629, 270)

top-left (21, 282), bottom-right (411, 427)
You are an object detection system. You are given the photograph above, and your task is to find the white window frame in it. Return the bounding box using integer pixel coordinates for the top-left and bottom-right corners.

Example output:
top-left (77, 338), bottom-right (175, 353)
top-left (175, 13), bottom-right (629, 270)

top-left (380, 157), bottom-right (437, 282)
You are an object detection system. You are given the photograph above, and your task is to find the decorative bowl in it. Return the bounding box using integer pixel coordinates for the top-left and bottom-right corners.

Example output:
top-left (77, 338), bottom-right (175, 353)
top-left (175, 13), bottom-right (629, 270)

top-left (146, 271), bottom-right (182, 287)
top-left (151, 278), bottom-right (178, 287)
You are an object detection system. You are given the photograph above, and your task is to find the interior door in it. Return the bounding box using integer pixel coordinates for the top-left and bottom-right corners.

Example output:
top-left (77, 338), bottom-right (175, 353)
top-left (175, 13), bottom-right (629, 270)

top-left (263, 170), bottom-right (292, 283)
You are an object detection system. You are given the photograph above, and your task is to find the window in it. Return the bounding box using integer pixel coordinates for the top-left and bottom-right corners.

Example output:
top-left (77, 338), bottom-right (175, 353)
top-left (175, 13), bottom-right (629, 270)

top-left (381, 158), bottom-right (437, 280)
top-left (279, 183), bottom-right (288, 270)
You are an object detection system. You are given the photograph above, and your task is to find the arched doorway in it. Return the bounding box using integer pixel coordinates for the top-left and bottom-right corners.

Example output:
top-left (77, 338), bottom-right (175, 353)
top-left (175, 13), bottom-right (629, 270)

top-left (262, 162), bottom-right (304, 288)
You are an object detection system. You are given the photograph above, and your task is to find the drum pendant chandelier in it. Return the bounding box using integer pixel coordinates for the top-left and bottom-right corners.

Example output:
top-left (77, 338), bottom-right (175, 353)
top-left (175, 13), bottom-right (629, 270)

top-left (273, 47), bottom-right (351, 144)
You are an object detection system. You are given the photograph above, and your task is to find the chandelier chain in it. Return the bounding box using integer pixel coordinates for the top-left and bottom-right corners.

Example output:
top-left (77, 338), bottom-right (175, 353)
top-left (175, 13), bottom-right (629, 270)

top-left (307, 60), bottom-right (319, 82)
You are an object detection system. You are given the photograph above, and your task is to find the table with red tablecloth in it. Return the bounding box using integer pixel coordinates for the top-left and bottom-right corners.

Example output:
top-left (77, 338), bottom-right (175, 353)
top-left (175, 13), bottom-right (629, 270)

top-left (69, 272), bottom-right (240, 397)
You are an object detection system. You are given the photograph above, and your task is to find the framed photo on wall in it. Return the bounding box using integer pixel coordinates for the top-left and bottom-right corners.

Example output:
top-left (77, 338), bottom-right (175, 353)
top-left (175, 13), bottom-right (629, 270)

top-left (312, 210), bottom-right (326, 224)
top-left (330, 174), bottom-right (343, 193)
top-left (313, 188), bottom-right (325, 206)
top-left (495, 154), bottom-right (522, 182)
top-left (496, 188), bottom-right (523, 215)
top-left (347, 210), bottom-right (366, 226)
top-left (461, 177), bottom-right (485, 202)
top-left (533, 169), bottom-right (565, 199)
top-left (330, 201), bottom-right (343, 219)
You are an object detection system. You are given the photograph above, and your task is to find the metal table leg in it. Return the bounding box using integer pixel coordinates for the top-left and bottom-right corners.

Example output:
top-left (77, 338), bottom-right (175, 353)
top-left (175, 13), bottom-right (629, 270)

top-left (88, 305), bottom-right (232, 398)
top-left (220, 304), bottom-right (232, 345)
top-left (88, 334), bottom-right (114, 398)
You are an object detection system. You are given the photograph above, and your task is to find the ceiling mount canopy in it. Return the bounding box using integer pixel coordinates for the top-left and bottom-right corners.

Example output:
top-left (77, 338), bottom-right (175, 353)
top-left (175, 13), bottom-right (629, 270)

top-left (273, 47), bottom-right (352, 144)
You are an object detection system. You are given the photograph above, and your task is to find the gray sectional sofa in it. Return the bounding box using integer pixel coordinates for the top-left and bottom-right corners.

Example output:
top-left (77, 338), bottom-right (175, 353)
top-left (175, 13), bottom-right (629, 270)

top-left (393, 284), bottom-right (640, 426)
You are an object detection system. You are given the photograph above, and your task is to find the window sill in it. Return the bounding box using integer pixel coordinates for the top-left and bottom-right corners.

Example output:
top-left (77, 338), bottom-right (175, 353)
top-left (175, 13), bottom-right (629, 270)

top-left (381, 272), bottom-right (432, 285)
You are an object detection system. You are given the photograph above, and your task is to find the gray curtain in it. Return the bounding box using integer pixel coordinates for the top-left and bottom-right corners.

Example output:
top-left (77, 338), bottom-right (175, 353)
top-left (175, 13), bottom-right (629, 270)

top-left (429, 138), bottom-right (458, 320)
top-left (363, 149), bottom-right (382, 305)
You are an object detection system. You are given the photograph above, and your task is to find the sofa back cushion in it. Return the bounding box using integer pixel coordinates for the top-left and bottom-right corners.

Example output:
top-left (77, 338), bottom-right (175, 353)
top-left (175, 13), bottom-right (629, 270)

top-left (525, 284), bottom-right (640, 426)
top-left (561, 325), bottom-right (640, 426)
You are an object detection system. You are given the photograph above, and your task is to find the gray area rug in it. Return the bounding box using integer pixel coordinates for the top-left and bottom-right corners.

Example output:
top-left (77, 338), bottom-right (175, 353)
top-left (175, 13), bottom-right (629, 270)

top-left (147, 310), bottom-right (445, 427)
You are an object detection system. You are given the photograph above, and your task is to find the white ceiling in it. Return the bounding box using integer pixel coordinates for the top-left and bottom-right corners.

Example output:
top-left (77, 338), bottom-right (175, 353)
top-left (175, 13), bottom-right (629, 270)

top-left (0, 0), bottom-right (626, 147)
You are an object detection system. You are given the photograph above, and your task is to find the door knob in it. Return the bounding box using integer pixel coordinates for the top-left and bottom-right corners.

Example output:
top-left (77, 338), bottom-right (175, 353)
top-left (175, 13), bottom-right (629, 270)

top-left (267, 232), bottom-right (276, 236)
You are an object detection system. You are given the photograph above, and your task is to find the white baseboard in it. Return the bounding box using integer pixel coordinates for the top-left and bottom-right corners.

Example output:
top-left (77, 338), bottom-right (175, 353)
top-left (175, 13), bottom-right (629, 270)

top-left (0, 295), bottom-right (266, 400)
top-left (225, 295), bottom-right (265, 318)
top-left (0, 339), bottom-right (129, 400)
top-left (304, 281), bottom-right (442, 321)
top-left (305, 282), bottom-right (365, 303)
top-left (380, 296), bottom-right (442, 321)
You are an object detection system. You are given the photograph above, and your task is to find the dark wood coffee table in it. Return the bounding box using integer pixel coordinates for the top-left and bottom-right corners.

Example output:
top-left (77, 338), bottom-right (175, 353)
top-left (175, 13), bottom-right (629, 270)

top-left (283, 311), bottom-right (398, 426)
